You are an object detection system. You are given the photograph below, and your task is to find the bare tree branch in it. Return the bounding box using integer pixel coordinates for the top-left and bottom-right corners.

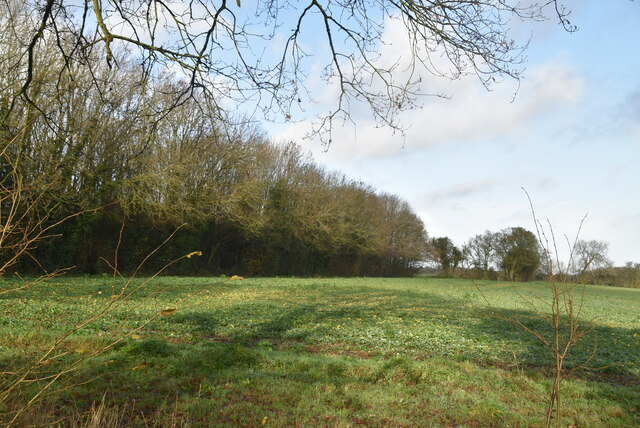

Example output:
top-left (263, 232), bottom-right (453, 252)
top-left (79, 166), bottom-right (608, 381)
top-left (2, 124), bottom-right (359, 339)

top-left (4, 0), bottom-right (576, 144)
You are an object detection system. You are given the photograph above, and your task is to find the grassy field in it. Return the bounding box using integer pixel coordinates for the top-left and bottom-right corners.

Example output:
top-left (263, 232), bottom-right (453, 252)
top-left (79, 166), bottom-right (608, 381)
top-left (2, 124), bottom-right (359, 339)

top-left (1, 276), bottom-right (638, 426)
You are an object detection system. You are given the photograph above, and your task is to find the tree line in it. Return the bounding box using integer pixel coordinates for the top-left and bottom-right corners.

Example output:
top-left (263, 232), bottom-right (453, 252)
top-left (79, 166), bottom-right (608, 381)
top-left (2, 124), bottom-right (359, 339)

top-left (428, 229), bottom-right (622, 284)
top-left (429, 228), bottom-right (541, 282)
top-left (0, 28), bottom-right (428, 277)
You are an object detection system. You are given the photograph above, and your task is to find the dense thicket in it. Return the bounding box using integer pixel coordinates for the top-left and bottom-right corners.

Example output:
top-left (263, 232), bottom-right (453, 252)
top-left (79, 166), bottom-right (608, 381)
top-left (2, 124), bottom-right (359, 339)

top-left (0, 31), bottom-right (428, 277)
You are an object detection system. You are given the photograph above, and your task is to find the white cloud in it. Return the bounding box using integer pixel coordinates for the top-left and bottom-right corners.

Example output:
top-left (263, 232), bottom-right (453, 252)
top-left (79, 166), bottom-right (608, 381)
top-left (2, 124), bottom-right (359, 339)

top-left (422, 178), bottom-right (505, 204)
top-left (616, 84), bottom-right (640, 140)
top-left (328, 61), bottom-right (582, 158)
top-left (274, 16), bottom-right (586, 161)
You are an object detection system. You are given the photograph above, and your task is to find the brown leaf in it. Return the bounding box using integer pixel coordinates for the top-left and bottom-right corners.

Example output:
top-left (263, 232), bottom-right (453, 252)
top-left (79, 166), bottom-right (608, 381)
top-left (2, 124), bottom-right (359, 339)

top-left (160, 308), bottom-right (177, 316)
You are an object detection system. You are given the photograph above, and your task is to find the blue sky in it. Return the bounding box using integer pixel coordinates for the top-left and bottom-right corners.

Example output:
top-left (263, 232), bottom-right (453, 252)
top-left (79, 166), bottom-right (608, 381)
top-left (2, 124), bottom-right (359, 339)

top-left (266, 0), bottom-right (639, 265)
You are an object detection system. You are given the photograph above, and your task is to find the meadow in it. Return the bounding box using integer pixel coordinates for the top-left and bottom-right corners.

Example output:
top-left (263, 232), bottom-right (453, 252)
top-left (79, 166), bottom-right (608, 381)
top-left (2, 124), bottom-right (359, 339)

top-left (1, 276), bottom-right (638, 426)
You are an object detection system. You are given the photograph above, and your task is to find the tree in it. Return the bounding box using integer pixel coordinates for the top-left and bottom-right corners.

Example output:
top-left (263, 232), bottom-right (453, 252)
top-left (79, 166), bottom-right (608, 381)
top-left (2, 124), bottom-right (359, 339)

top-left (571, 239), bottom-right (612, 281)
top-left (379, 194), bottom-right (429, 276)
top-left (429, 236), bottom-right (462, 277)
top-left (495, 227), bottom-right (540, 282)
top-left (4, 0), bottom-right (575, 143)
top-left (463, 230), bottom-right (497, 279)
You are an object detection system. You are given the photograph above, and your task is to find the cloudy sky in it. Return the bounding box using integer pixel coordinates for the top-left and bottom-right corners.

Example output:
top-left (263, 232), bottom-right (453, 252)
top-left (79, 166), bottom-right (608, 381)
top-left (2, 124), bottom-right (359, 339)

top-left (267, 1), bottom-right (640, 265)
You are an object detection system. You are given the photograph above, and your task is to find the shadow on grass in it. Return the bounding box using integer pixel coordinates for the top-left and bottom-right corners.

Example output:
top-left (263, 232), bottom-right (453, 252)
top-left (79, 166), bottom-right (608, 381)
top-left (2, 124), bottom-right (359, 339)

top-left (165, 284), bottom-right (639, 382)
top-left (1, 280), bottom-right (638, 426)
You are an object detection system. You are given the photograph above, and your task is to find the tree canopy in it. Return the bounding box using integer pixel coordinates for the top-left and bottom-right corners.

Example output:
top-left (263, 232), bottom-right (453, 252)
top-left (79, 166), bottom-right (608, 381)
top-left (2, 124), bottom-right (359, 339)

top-left (0, 45), bottom-right (429, 275)
top-left (494, 227), bottom-right (540, 282)
top-left (3, 0), bottom-right (574, 143)
top-left (462, 231), bottom-right (496, 279)
top-left (429, 236), bottom-right (462, 277)
top-left (571, 240), bottom-right (612, 281)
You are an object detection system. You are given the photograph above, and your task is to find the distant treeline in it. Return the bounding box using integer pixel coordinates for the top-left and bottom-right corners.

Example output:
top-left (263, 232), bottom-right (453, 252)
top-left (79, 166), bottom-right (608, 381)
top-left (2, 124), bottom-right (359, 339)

top-left (427, 230), bottom-right (639, 288)
top-left (1, 50), bottom-right (428, 276)
top-left (586, 264), bottom-right (640, 288)
top-left (426, 229), bottom-right (541, 282)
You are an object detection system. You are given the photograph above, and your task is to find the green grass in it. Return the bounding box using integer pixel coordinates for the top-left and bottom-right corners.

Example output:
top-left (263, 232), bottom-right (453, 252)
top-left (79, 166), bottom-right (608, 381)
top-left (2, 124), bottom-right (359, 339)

top-left (1, 276), bottom-right (638, 426)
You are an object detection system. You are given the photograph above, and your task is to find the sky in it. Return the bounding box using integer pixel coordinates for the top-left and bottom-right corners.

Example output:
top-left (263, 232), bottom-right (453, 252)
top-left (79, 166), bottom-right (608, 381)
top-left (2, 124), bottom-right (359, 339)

top-left (264, 0), bottom-right (640, 266)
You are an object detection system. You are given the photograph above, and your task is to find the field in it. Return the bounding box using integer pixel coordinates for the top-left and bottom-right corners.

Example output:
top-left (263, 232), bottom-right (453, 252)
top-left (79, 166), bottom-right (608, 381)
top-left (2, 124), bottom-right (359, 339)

top-left (1, 276), bottom-right (639, 426)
